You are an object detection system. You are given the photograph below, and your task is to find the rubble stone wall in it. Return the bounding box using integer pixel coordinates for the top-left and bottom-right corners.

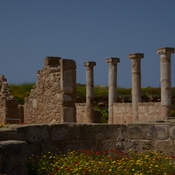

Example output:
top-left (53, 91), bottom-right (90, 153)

top-left (24, 57), bottom-right (76, 124)
top-left (0, 75), bottom-right (22, 124)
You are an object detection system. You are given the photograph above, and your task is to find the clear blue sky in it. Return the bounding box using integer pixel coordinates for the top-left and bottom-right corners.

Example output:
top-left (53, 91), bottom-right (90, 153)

top-left (1, 0), bottom-right (175, 88)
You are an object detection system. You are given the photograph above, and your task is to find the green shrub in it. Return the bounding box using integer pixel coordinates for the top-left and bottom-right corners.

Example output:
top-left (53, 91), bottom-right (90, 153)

top-left (9, 83), bottom-right (35, 104)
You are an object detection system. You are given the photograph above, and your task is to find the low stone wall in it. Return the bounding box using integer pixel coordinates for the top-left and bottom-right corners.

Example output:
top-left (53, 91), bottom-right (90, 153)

top-left (112, 102), bottom-right (161, 124)
top-left (0, 122), bottom-right (175, 174)
top-left (76, 103), bottom-right (102, 123)
top-left (138, 102), bottom-right (161, 121)
top-left (113, 103), bottom-right (132, 124)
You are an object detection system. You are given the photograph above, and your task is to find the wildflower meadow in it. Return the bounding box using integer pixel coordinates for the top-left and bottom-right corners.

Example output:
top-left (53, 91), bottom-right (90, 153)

top-left (27, 149), bottom-right (175, 175)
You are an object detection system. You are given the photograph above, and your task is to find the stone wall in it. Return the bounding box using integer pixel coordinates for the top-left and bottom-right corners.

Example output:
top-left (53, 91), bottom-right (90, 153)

top-left (138, 102), bottom-right (161, 121)
top-left (76, 103), bottom-right (86, 123)
top-left (24, 57), bottom-right (76, 124)
top-left (113, 103), bottom-right (132, 124)
top-left (76, 103), bottom-right (102, 123)
top-left (112, 102), bottom-right (161, 124)
top-left (1, 122), bottom-right (175, 174)
top-left (0, 75), bottom-right (23, 124)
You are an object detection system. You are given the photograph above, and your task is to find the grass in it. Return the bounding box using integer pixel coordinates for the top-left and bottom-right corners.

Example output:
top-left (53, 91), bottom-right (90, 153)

top-left (9, 83), bottom-right (175, 104)
top-left (27, 149), bottom-right (175, 175)
top-left (9, 83), bottom-right (35, 104)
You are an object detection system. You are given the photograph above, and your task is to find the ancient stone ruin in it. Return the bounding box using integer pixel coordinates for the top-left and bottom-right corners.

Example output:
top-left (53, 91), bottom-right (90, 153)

top-left (24, 57), bottom-right (76, 124)
top-left (0, 47), bottom-right (175, 174)
top-left (0, 47), bottom-right (174, 125)
top-left (0, 75), bottom-right (23, 124)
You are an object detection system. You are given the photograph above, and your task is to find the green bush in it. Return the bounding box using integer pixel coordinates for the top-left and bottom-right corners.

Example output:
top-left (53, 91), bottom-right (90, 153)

top-left (9, 83), bottom-right (35, 104)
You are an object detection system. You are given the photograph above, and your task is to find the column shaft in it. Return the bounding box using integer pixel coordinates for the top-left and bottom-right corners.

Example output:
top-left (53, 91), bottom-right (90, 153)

top-left (84, 61), bottom-right (96, 123)
top-left (157, 47), bottom-right (175, 118)
top-left (129, 53), bottom-right (144, 121)
top-left (106, 58), bottom-right (120, 124)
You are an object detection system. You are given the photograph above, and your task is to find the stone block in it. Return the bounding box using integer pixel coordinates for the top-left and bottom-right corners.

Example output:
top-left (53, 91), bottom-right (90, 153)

top-left (169, 125), bottom-right (175, 140)
top-left (61, 59), bottom-right (76, 70)
top-left (0, 140), bottom-right (28, 175)
top-left (128, 124), bottom-right (169, 140)
top-left (63, 94), bottom-right (73, 102)
top-left (123, 140), bottom-right (155, 153)
top-left (155, 140), bottom-right (174, 156)
top-left (63, 106), bottom-right (76, 122)
top-left (128, 125), bottom-right (143, 139)
top-left (16, 125), bottom-right (50, 143)
top-left (154, 125), bottom-right (169, 140)
top-left (85, 124), bottom-right (127, 141)
top-left (44, 57), bottom-right (61, 66)
top-left (50, 124), bottom-right (85, 142)
top-left (62, 69), bottom-right (76, 93)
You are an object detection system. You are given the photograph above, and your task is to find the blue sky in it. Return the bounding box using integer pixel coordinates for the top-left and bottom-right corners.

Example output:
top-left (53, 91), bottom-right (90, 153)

top-left (0, 0), bottom-right (175, 88)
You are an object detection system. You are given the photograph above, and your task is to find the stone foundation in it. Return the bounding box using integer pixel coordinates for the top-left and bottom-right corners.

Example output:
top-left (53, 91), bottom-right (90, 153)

top-left (0, 122), bottom-right (175, 174)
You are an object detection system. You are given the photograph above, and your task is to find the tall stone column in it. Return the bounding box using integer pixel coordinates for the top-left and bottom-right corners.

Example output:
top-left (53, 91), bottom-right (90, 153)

top-left (157, 47), bottom-right (175, 118)
top-left (84, 61), bottom-right (96, 123)
top-left (128, 53), bottom-right (144, 121)
top-left (106, 58), bottom-right (120, 124)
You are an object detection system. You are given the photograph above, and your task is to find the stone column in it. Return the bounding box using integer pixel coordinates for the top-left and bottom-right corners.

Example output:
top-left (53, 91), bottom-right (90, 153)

top-left (106, 58), bottom-right (120, 124)
top-left (84, 61), bottom-right (96, 123)
top-left (60, 58), bottom-right (77, 123)
top-left (157, 47), bottom-right (175, 118)
top-left (128, 53), bottom-right (144, 121)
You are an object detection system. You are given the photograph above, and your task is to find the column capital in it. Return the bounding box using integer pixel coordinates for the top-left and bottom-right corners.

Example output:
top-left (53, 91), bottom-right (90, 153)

top-left (157, 47), bottom-right (175, 55)
top-left (128, 53), bottom-right (144, 60)
top-left (106, 57), bottom-right (120, 64)
top-left (84, 61), bottom-right (96, 67)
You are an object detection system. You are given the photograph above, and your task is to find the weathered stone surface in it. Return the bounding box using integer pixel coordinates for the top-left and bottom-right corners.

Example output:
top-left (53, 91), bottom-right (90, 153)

top-left (0, 140), bottom-right (28, 175)
top-left (169, 125), bottom-right (175, 139)
top-left (129, 53), bottom-right (144, 122)
top-left (44, 57), bottom-right (61, 66)
top-left (16, 125), bottom-right (50, 143)
top-left (128, 125), bottom-right (143, 139)
top-left (24, 57), bottom-right (76, 124)
top-left (155, 140), bottom-right (174, 156)
top-left (106, 58), bottom-right (120, 124)
top-left (128, 124), bottom-right (169, 140)
top-left (0, 128), bottom-right (16, 141)
top-left (0, 75), bottom-right (22, 124)
top-left (154, 125), bottom-right (169, 139)
top-left (157, 47), bottom-right (175, 118)
top-left (1, 122), bottom-right (175, 173)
